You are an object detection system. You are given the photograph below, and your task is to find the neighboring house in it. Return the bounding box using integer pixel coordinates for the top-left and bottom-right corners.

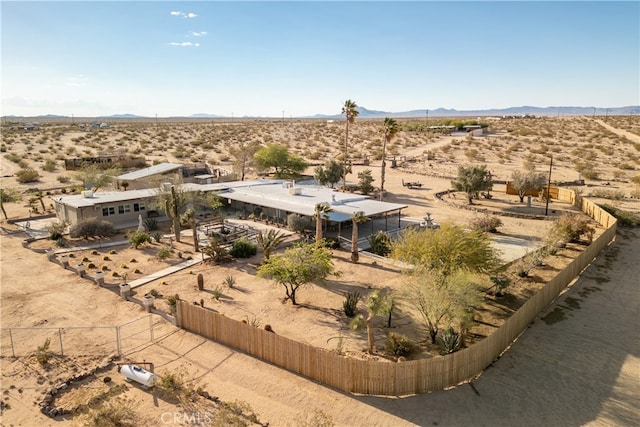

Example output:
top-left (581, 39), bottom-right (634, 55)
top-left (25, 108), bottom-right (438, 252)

top-left (117, 162), bottom-right (185, 190)
top-left (64, 153), bottom-right (146, 171)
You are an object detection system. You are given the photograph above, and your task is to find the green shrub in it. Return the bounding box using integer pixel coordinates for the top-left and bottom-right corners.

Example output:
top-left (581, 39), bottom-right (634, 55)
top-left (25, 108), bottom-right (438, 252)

top-left (322, 237), bottom-right (341, 249)
top-left (287, 213), bottom-right (312, 233)
top-left (157, 246), bottom-right (173, 260)
top-left (229, 237), bottom-right (257, 258)
top-left (69, 218), bottom-right (116, 239)
top-left (385, 332), bottom-right (417, 357)
top-left (342, 291), bottom-right (360, 318)
top-left (126, 230), bottom-right (152, 249)
top-left (223, 275), bottom-right (236, 288)
top-left (144, 218), bottom-right (158, 231)
top-left (36, 338), bottom-right (52, 366)
top-left (367, 231), bottom-right (393, 256)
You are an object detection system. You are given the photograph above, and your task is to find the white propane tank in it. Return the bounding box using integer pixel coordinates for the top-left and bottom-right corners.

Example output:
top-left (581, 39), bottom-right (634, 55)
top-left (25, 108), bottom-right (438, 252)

top-left (119, 364), bottom-right (157, 388)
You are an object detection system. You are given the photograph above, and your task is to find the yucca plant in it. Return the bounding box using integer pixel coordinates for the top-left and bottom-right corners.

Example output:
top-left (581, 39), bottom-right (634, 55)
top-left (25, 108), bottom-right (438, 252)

top-left (437, 327), bottom-right (462, 355)
top-left (342, 291), bottom-right (360, 318)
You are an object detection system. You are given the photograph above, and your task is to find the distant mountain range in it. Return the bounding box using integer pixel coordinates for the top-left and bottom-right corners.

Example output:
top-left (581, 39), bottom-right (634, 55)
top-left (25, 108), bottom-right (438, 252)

top-left (3, 105), bottom-right (638, 120)
top-left (311, 105), bottom-right (640, 119)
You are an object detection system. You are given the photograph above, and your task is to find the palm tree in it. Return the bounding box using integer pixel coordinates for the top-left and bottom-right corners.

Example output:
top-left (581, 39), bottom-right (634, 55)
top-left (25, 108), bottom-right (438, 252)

top-left (350, 211), bottom-right (369, 263)
top-left (380, 117), bottom-right (398, 201)
top-left (341, 99), bottom-right (359, 190)
top-left (314, 203), bottom-right (333, 243)
top-left (257, 229), bottom-right (287, 262)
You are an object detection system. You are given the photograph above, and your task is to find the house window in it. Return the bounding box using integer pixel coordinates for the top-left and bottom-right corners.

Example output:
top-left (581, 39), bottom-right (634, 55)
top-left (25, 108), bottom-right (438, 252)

top-left (102, 207), bottom-right (115, 217)
top-left (118, 204), bottom-right (131, 214)
top-left (133, 203), bottom-right (146, 212)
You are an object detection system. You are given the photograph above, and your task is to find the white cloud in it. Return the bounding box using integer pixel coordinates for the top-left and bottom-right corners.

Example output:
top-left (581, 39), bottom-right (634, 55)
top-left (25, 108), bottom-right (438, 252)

top-left (169, 42), bottom-right (199, 47)
top-left (190, 31), bottom-right (207, 37)
top-left (64, 74), bottom-right (89, 87)
top-left (170, 11), bottom-right (198, 18)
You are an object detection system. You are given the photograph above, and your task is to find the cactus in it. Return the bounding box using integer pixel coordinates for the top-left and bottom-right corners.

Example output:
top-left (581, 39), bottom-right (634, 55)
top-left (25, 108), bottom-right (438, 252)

top-left (165, 185), bottom-right (182, 243)
top-left (197, 273), bottom-right (204, 290)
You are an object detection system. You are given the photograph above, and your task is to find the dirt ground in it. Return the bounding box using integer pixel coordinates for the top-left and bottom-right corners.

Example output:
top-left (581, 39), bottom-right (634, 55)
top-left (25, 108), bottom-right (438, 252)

top-left (1, 117), bottom-right (639, 426)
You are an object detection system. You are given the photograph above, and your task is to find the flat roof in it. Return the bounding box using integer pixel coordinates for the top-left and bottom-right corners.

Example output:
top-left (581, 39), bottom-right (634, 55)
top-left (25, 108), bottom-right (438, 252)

top-left (53, 188), bottom-right (160, 208)
top-left (53, 179), bottom-right (407, 220)
top-left (117, 162), bottom-right (184, 181)
top-left (220, 182), bottom-right (407, 220)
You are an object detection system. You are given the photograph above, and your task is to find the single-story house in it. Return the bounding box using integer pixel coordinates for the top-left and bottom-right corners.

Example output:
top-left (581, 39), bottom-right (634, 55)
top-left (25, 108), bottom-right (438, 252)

top-left (53, 179), bottom-right (408, 234)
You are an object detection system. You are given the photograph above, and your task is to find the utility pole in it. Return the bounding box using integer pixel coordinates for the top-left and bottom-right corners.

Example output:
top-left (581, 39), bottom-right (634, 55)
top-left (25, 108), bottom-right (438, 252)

top-left (426, 109), bottom-right (429, 134)
top-left (545, 154), bottom-right (553, 216)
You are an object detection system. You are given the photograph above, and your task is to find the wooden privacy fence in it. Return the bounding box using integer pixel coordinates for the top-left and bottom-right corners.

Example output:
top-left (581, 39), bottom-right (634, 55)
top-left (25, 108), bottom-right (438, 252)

top-left (177, 193), bottom-right (617, 396)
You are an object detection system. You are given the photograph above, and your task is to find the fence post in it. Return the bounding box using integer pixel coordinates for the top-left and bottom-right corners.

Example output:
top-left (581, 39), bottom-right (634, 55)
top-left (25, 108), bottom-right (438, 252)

top-left (175, 300), bottom-right (182, 328)
top-left (149, 315), bottom-right (154, 343)
top-left (116, 326), bottom-right (121, 356)
top-left (58, 328), bottom-right (64, 356)
top-left (9, 328), bottom-right (15, 358)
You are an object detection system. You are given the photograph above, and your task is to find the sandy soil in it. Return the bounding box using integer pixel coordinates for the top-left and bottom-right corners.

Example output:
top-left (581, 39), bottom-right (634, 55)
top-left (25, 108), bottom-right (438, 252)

top-left (1, 117), bottom-right (639, 426)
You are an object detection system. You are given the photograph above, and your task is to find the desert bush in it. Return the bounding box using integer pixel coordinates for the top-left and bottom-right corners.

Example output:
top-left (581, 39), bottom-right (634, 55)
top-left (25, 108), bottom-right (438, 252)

top-left (126, 230), bottom-right (151, 249)
top-left (56, 175), bottom-right (71, 184)
top-left (15, 168), bottom-right (40, 183)
top-left (151, 231), bottom-right (163, 242)
top-left (69, 218), bottom-right (115, 239)
top-left (490, 275), bottom-right (512, 296)
top-left (157, 246), bottom-right (173, 260)
top-left (599, 204), bottom-right (640, 227)
top-left (294, 409), bottom-right (335, 427)
top-left (202, 239), bottom-right (231, 264)
top-left (42, 159), bottom-right (57, 172)
top-left (46, 220), bottom-right (67, 240)
top-left (165, 294), bottom-right (179, 312)
top-left (342, 291), bottom-right (360, 318)
top-left (590, 188), bottom-right (625, 200)
top-left (437, 327), bottom-right (462, 354)
top-left (36, 338), bottom-right (52, 366)
top-left (385, 332), bottom-right (417, 357)
top-left (229, 237), bottom-right (257, 258)
top-left (469, 214), bottom-right (503, 233)
top-left (84, 399), bottom-right (137, 427)
top-left (549, 213), bottom-right (594, 244)
top-left (157, 366), bottom-right (199, 405)
top-left (367, 231), bottom-right (393, 256)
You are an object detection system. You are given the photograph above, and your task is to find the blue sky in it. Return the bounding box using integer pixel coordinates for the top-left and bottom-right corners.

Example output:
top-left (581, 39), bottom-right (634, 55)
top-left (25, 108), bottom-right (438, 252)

top-left (2, 1), bottom-right (638, 117)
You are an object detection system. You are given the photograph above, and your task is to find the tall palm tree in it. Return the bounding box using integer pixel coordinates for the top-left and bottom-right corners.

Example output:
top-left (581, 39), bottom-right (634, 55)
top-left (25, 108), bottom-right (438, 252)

top-left (341, 99), bottom-right (359, 190)
top-left (380, 117), bottom-right (398, 201)
top-left (350, 211), bottom-right (369, 263)
top-left (314, 203), bottom-right (333, 243)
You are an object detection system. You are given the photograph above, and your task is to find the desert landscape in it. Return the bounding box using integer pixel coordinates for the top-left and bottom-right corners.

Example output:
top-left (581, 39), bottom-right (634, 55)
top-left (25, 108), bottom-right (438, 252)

top-left (1, 115), bottom-right (639, 426)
